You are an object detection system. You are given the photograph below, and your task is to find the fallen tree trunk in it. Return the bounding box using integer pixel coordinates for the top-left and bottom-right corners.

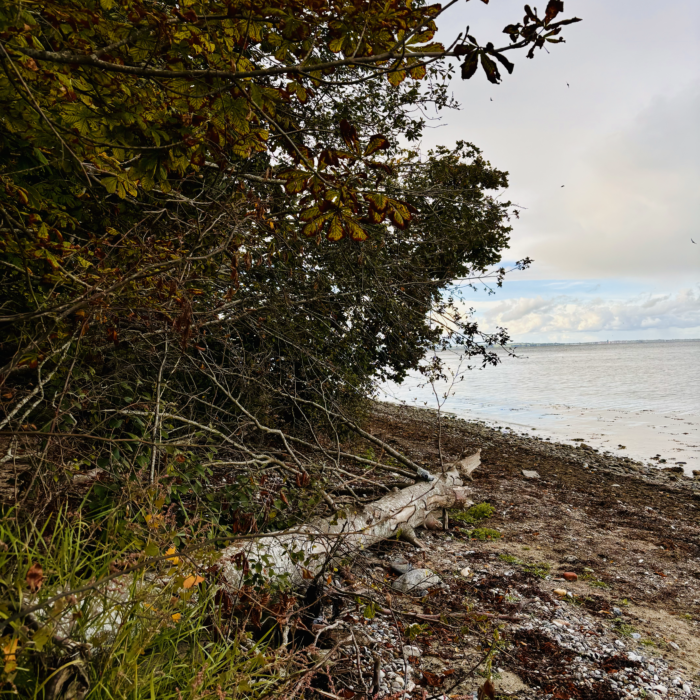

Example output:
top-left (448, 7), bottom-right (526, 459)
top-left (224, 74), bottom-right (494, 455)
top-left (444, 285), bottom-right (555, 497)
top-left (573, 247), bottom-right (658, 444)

top-left (219, 465), bottom-right (474, 590)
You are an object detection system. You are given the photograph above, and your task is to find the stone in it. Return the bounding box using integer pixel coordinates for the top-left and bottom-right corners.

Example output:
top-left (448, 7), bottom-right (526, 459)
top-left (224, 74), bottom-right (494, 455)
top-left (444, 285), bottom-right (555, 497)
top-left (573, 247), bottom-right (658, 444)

top-left (459, 567), bottom-right (472, 578)
top-left (563, 572), bottom-right (578, 582)
top-left (402, 645), bottom-right (421, 658)
top-left (392, 568), bottom-right (441, 595)
top-left (553, 588), bottom-right (567, 597)
top-left (552, 619), bottom-right (570, 627)
top-left (389, 561), bottom-right (412, 576)
top-left (522, 470), bottom-right (540, 479)
top-left (683, 683), bottom-right (691, 694)
top-left (613, 607), bottom-right (623, 617)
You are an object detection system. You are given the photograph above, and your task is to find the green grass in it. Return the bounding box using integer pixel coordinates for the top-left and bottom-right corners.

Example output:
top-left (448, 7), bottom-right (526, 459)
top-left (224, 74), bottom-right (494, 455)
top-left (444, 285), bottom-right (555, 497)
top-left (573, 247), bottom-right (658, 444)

top-left (614, 622), bottom-right (638, 638)
top-left (581, 572), bottom-right (609, 588)
top-left (0, 507), bottom-right (284, 699)
top-left (499, 554), bottom-right (521, 565)
top-left (522, 562), bottom-right (550, 579)
top-left (498, 553), bottom-right (549, 578)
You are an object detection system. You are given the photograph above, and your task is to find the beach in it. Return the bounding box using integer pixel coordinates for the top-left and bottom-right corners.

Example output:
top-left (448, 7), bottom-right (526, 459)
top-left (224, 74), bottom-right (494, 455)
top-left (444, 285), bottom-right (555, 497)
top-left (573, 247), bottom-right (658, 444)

top-left (349, 402), bottom-right (700, 698)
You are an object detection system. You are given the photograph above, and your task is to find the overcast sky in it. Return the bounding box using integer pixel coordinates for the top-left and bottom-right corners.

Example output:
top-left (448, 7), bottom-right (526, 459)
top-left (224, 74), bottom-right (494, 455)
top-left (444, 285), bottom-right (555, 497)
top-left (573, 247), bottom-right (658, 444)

top-left (428, 0), bottom-right (700, 342)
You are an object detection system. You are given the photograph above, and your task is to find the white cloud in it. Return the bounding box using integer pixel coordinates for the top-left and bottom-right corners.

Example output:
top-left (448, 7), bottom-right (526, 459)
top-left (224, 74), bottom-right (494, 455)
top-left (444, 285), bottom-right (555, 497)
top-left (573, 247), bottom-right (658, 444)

top-left (470, 287), bottom-right (700, 340)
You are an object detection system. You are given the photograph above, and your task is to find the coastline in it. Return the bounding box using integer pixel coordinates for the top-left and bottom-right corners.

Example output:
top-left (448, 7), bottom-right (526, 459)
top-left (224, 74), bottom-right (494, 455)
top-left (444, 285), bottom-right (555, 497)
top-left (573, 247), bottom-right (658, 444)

top-left (359, 401), bottom-right (700, 698)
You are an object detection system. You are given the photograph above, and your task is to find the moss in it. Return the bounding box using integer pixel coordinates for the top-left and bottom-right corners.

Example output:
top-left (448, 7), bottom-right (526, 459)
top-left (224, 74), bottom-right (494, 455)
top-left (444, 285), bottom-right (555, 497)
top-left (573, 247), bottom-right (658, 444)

top-left (470, 527), bottom-right (502, 541)
top-left (451, 502), bottom-right (494, 526)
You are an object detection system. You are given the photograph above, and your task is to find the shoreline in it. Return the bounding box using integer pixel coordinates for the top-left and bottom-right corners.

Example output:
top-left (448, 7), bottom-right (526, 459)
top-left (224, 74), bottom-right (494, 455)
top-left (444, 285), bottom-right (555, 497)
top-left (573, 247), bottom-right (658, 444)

top-left (358, 401), bottom-right (700, 698)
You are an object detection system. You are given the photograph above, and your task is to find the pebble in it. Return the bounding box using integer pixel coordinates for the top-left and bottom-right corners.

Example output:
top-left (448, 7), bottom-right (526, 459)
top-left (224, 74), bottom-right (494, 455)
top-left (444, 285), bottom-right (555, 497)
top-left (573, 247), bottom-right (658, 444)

top-left (563, 572), bottom-right (578, 581)
top-left (553, 588), bottom-right (567, 596)
top-left (392, 569), bottom-right (441, 595)
top-left (402, 645), bottom-right (421, 658)
top-left (459, 566), bottom-right (472, 578)
top-left (522, 469), bottom-right (540, 479)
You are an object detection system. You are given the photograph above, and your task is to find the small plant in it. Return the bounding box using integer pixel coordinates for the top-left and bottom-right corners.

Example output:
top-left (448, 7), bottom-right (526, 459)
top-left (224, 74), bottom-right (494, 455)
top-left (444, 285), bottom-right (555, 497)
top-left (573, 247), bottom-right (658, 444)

top-left (406, 622), bottom-right (429, 641)
top-left (614, 622), bottom-right (638, 638)
top-left (470, 527), bottom-right (502, 541)
top-left (499, 554), bottom-right (521, 565)
top-left (582, 571), bottom-right (609, 588)
top-left (522, 562), bottom-right (550, 578)
top-left (451, 502), bottom-right (495, 526)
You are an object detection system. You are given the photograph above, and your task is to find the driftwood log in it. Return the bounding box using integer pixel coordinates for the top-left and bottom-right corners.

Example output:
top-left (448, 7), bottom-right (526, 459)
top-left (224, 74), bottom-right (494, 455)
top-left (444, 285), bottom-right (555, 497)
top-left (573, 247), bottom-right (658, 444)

top-left (219, 456), bottom-right (477, 590)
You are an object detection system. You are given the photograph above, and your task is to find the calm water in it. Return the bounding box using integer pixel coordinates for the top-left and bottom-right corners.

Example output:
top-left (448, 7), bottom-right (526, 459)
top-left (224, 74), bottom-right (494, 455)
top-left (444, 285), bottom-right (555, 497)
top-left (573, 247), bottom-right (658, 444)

top-left (380, 340), bottom-right (700, 473)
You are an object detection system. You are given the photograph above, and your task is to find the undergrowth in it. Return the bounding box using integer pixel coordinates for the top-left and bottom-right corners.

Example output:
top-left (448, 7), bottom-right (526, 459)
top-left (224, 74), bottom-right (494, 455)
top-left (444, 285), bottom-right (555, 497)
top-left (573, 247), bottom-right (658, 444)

top-left (0, 503), bottom-right (283, 698)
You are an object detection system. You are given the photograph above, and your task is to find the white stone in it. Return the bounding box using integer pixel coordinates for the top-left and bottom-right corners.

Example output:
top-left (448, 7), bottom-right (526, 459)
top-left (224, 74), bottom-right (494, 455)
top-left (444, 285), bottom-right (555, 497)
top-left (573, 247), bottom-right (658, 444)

top-left (459, 566), bottom-right (472, 578)
top-left (402, 645), bottom-right (421, 658)
top-left (522, 470), bottom-right (540, 479)
top-left (392, 569), bottom-right (441, 595)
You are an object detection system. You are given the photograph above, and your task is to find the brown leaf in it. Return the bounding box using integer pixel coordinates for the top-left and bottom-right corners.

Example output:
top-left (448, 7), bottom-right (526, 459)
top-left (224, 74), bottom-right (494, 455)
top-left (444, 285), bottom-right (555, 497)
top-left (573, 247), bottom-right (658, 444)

top-left (478, 679), bottom-right (495, 700)
top-left (422, 670), bottom-right (443, 687)
top-left (26, 562), bottom-right (43, 592)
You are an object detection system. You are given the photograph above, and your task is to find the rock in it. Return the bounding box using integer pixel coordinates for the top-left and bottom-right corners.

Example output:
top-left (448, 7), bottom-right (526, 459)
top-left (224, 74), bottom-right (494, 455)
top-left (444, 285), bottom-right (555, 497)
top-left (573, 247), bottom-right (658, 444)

top-left (552, 619), bottom-right (570, 627)
top-left (392, 568), bottom-right (441, 595)
top-left (389, 561), bottom-right (412, 576)
top-left (522, 470), bottom-right (540, 479)
top-left (613, 607), bottom-right (623, 617)
top-left (669, 641), bottom-right (679, 650)
top-left (683, 683), bottom-right (691, 694)
top-left (553, 588), bottom-right (567, 597)
top-left (402, 645), bottom-right (421, 658)
top-left (631, 633), bottom-right (641, 639)
top-left (459, 567), bottom-right (472, 578)
top-left (651, 684), bottom-right (668, 695)
top-left (563, 572), bottom-right (578, 582)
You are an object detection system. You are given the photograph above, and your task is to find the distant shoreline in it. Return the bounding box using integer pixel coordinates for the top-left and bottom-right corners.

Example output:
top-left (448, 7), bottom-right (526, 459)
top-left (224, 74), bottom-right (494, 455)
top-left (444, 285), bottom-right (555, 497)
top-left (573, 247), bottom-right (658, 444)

top-left (450, 338), bottom-right (700, 349)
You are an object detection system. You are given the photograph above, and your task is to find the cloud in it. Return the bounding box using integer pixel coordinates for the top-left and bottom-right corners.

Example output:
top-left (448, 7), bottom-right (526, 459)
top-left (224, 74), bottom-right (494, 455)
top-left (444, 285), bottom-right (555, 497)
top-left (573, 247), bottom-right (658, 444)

top-left (470, 287), bottom-right (700, 339)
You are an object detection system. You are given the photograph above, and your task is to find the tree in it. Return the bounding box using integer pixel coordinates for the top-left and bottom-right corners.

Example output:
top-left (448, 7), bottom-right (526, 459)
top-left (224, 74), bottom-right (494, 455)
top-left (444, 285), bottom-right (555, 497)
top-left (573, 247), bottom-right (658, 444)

top-left (0, 1), bottom-right (580, 693)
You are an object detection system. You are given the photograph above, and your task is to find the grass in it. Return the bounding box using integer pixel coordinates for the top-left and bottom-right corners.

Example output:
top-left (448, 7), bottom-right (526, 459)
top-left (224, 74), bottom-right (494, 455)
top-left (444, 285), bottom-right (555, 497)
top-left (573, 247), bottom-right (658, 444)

top-left (499, 554), bottom-right (521, 565)
top-left (0, 506), bottom-right (284, 698)
top-left (522, 562), bottom-right (550, 579)
top-left (581, 572), bottom-right (609, 588)
top-left (497, 553), bottom-right (550, 578)
top-left (614, 622), bottom-right (639, 638)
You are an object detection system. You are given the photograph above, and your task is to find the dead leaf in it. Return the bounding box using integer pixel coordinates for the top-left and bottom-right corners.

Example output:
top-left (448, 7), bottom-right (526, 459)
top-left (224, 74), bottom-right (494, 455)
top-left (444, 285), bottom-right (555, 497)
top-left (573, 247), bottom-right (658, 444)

top-left (26, 562), bottom-right (43, 592)
top-left (478, 679), bottom-right (495, 700)
top-left (3, 638), bottom-right (18, 674)
top-left (182, 574), bottom-right (205, 589)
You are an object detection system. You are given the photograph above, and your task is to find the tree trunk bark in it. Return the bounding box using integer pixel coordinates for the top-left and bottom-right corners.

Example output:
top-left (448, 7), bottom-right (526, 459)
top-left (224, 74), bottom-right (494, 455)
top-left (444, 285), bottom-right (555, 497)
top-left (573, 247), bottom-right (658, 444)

top-left (220, 466), bottom-right (474, 590)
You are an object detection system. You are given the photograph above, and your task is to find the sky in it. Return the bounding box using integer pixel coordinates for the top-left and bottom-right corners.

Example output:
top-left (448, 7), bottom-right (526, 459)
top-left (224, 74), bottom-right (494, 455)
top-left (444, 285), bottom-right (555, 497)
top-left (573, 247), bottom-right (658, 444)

top-left (426, 0), bottom-right (700, 343)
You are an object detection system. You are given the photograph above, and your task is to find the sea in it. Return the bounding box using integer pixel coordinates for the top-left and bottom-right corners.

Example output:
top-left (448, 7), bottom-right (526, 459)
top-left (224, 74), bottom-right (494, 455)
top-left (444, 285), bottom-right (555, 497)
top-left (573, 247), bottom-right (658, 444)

top-left (379, 340), bottom-right (700, 475)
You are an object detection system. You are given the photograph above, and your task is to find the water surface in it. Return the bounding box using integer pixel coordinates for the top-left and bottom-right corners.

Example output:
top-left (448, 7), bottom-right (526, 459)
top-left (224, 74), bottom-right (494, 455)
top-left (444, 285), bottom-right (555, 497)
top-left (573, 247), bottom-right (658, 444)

top-left (380, 340), bottom-right (700, 474)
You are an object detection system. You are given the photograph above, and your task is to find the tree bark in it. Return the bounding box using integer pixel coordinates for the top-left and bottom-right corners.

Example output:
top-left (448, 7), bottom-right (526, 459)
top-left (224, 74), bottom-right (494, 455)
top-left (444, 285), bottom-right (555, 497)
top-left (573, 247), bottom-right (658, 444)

top-left (220, 466), bottom-right (474, 590)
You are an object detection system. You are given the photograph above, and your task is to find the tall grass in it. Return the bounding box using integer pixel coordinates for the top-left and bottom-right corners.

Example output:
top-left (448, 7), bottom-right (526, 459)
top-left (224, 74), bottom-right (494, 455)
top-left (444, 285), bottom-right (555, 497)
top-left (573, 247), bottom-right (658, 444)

top-left (0, 505), bottom-right (282, 699)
